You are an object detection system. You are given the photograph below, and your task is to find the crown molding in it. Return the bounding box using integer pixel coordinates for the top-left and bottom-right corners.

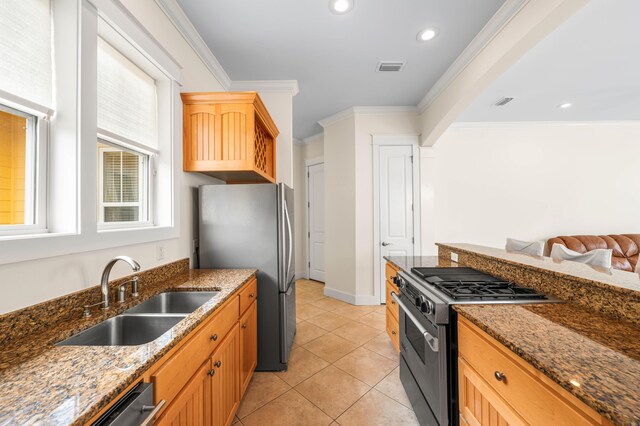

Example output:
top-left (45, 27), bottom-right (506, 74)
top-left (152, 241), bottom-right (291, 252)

top-left (318, 106), bottom-right (419, 128)
top-left (449, 120), bottom-right (640, 129)
top-left (318, 108), bottom-right (355, 128)
top-left (154, 0), bottom-right (232, 89)
top-left (417, 0), bottom-right (530, 113)
top-left (302, 132), bottom-right (324, 144)
top-left (230, 80), bottom-right (300, 96)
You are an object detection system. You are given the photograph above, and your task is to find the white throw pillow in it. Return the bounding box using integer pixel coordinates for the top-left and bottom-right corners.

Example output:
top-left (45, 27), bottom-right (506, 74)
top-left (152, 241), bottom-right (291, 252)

top-left (505, 238), bottom-right (544, 257)
top-left (550, 243), bottom-right (612, 270)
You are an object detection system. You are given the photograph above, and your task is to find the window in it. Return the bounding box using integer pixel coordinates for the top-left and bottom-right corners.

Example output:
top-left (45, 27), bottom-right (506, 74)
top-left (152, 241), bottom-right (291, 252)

top-left (0, 0), bottom-right (51, 235)
top-left (98, 143), bottom-right (149, 224)
top-left (0, 106), bottom-right (37, 226)
top-left (97, 37), bottom-right (157, 227)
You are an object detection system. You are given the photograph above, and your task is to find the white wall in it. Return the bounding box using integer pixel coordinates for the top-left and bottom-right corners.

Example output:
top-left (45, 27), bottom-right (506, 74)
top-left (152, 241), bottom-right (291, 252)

top-left (321, 111), bottom-right (420, 304)
top-left (0, 0), bottom-right (226, 314)
top-left (353, 114), bottom-right (420, 303)
top-left (323, 117), bottom-right (357, 301)
top-left (292, 134), bottom-right (324, 280)
top-left (425, 123), bottom-right (640, 250)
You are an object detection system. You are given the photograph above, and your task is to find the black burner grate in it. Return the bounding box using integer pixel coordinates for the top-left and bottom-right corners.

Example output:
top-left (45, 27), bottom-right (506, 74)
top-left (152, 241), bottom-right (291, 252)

top-left (431, 280), bottom-right (548, 300)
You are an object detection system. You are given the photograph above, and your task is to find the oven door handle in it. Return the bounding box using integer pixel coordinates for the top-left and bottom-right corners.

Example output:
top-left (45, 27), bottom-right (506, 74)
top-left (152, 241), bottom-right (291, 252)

top-left (391, 292), bottom-right (439, 352)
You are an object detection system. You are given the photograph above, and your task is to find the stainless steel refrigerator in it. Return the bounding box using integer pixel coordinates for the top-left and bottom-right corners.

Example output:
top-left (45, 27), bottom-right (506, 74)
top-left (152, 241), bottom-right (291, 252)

top-left (198, 183), bottom-right (295, 371)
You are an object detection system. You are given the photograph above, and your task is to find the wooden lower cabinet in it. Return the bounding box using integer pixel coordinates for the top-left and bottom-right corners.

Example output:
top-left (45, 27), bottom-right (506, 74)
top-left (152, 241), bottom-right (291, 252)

top-left (458, 316), bottom-right (612, 426)
top-left (157, 362), bottom-right (211, 426)
top-left (211, 325), bottom-right (240, 426)
top-left (239, 301), bottom-right (258, 396)
top-left (131, 277), bottom-right (258, 426)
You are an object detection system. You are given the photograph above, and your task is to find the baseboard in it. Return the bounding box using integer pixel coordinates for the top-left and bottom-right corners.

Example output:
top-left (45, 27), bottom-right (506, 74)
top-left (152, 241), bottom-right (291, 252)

top-left (323, 286), bottom-right (381, 306)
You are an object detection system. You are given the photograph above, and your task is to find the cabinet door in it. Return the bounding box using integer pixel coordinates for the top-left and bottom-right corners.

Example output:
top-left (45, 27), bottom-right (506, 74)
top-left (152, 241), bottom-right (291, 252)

top-left (458, 358), bottom-right (525, 426)
top-left (211, 324), bottom-right (240, 426)
top-left (219, 103), bottom-right (254, 164)
top-left (183, 104), bottom-right (221, 170)
top-left (239, 301), bottom-right (257, 396)
top-left (156, 362), bottom-right (211, 426)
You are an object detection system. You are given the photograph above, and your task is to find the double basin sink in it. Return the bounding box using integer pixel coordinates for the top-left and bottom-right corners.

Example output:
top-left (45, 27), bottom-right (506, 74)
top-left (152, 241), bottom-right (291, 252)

top-left (57, 291), bottom-right (220, 347)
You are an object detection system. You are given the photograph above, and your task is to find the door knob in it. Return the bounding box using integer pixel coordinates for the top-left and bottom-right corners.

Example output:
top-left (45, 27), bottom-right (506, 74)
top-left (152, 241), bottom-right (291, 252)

top-left (381, 242), bottom-right (392, 247)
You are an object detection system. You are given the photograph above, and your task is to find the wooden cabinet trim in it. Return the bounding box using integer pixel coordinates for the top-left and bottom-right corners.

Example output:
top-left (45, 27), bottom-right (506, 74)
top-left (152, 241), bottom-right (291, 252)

top-left (239, 300), bottom-right (258, 397)
top-left (239, 277), bottom-right (257, 315)
top-left (386, 309), bottom-right (400, 353)
top-left (385, 280), bottom-right (399, 321)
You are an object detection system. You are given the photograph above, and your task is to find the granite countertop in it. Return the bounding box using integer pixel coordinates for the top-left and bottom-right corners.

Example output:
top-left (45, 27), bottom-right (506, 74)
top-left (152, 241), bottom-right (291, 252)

top-left (384, 255), bottom-right (458, 271)
top-left (384, 255), bottom-right (640, 425)
top-left (0, 268), bottom-right (256, 426)
top-left (455, 304), bottom-right (640, 425)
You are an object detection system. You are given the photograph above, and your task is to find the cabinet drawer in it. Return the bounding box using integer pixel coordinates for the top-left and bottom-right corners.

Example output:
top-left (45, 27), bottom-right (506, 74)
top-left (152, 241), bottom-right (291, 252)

top-left (239, 277), bottom-right (257, 315)
top-left (386, 310), bottom-right (399, 353)
top-left (153, 296), bottom-right (239, 405)
top-left (458, 318), bottom-right (603, 426)
top-left (385, 262), bottom-right (399, 283)
top-left (385, 280), bottom-right (399, 320)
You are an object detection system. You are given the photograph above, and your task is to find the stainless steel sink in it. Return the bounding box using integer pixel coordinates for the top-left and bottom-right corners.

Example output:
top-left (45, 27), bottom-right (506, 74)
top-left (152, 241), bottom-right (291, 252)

top-left (124, 291), bottom-right (220, 315)
top-left (57, 315), bottom-right (184, 346)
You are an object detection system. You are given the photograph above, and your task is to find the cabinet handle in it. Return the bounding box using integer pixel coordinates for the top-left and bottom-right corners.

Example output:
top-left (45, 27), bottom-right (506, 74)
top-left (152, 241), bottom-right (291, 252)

top-left (249, 293), bottom-right (254, 298)
top-left (242, 323), bottom-right (248, 329)
top-left (210, 334), bottom-right (218, 341)
top-left (391, 300), bottom-right (396, 305)
top-left (208, 369), bottom-right (215, 376)
top-left (391, 330), bottom-right (396, 335)
top-left (140, 400), bottom-right (165, 426)
top-left (214, 360), bottom-right (222, 368)
top-left (494, 371), bottom-right (506, 382)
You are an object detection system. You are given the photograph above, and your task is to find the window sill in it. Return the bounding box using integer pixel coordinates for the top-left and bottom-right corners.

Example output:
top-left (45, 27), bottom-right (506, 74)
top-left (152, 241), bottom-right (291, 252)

top-left (0, 225), bottom-right (178, 265)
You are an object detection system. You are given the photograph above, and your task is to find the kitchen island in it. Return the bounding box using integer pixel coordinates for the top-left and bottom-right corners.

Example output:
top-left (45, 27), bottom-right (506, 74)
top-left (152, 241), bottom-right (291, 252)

top-left (385, 247), bottom-right (640, 426)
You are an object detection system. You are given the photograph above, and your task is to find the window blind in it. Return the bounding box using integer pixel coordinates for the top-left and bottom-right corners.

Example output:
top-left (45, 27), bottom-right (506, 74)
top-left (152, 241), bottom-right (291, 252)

top-left (0, 0), bottom-right (53, 108)
top-left (98, 38), bottom-right (157, 150)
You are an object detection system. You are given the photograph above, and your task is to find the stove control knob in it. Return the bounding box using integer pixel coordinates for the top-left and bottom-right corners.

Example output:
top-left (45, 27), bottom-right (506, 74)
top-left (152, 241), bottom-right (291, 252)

top-left (394, 276), bottom-right (406, 289)
top-left (415, 295), bottom-right (426, 308)
top-left (421, 300), bottom-right (435, 314)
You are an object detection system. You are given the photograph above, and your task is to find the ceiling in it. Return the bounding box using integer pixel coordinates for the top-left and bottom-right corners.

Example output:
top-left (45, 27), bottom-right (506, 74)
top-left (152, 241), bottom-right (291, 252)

top-left (176, 0), bottom-right (505, 138)
top-left (457, 0), bottom-right (640, 123)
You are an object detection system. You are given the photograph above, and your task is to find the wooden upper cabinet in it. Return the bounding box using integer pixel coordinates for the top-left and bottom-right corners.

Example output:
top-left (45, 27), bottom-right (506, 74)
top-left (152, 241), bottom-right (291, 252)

top-left (181, 92), bottom-right (278, 183)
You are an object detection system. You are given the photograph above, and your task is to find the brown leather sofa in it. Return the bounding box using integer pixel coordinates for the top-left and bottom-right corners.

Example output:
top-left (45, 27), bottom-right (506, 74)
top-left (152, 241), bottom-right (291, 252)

top-left (546, 234), bottom-right (640, 272)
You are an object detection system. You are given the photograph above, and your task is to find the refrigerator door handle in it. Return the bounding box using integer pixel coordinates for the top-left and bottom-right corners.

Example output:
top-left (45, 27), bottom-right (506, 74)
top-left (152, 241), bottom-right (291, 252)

top-left (284, 198), bottom-right (293, 280)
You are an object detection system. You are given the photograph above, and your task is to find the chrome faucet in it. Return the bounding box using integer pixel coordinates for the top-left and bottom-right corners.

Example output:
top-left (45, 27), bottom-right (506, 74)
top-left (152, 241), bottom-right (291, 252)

top-left (100, 256), bottom-right (141, 310)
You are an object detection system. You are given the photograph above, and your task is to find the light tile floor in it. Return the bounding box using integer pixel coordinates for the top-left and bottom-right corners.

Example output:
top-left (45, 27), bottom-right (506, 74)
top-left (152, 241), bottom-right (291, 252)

top-left (233, 279), bottom-right (420, 426)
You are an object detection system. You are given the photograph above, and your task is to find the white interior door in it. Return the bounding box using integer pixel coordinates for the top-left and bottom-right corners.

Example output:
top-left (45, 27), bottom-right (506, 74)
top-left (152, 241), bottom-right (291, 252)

top-left (379, 145), bottom-right (414, 301)
top-left (308, 162), bottom-right (325, 282)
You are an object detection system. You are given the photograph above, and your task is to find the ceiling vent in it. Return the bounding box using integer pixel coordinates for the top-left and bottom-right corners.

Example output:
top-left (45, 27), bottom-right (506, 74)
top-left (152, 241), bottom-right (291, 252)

top-left (377, 61), bottom-right (405, 72)
top-left (494, 97), bottom-right (515, 106)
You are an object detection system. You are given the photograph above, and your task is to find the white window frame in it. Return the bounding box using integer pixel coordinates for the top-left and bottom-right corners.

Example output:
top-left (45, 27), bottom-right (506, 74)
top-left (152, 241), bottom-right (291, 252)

top-left (0, 0), bottom-right (182, 265)
top-left (97, 141), bottom-right (152, 229)
top-left (0, 99), bottom-right (49, 236)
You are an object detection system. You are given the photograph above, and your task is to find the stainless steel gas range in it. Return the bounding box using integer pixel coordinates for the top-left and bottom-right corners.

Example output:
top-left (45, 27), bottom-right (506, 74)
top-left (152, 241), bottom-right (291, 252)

top-left (391, 267), bottom-right (560, 426)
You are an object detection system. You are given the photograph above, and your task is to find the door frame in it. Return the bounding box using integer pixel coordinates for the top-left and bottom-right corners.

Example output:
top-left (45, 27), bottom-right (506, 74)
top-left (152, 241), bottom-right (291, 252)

top-left (305, 156), bottom-right (324, 281)
top-left (372, 135), bottom-right (421, 304)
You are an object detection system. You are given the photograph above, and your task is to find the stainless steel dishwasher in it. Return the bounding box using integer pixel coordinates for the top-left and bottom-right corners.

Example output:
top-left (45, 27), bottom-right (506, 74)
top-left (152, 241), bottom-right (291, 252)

top-left (92, 383), bottom-right (164, 426)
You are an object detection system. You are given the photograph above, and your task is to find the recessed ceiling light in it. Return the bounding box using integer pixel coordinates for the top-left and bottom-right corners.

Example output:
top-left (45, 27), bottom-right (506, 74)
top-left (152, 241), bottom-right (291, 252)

top-left (559, 102), bottom-right (573, 109)
top-left (417, 28), bottom-right (438, 42)
top-left (329, 0), bottom-right (354, 14)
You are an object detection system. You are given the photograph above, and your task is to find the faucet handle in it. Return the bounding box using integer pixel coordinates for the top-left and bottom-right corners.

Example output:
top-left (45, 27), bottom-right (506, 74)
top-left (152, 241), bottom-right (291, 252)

top-left (131, 276), bottom-right (140, 298)
top-left (83, 301), bottom-right (105, 318)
